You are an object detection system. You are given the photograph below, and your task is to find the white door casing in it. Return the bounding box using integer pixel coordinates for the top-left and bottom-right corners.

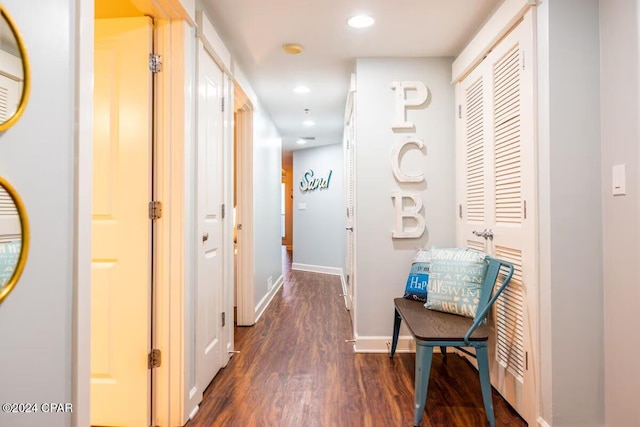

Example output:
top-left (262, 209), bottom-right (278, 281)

top-left (456, 13), bottom-right (537, 425)
top-left (91, 17), bottom-right (153, 427)
top-left (195, 40), bottom-right (225, 394)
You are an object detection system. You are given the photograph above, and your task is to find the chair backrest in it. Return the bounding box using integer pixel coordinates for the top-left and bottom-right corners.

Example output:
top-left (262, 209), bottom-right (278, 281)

top-left (465, 256), bottom-right (514, 343)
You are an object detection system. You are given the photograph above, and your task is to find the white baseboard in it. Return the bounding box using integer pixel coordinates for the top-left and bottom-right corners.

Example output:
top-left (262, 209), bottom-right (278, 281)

top-left (537, 417), bottom-right (551, 427)
top-left (354, 335), bottom-right (415, 353)
top-left (254, 274), bottom-right (284, 322)
top-left (188, 405), bottom-right (199, 420)
top-left (354, 335), bottom-right (455, 354)
top-left (340, 272), bottom-right (348, 307)
top-left (292, 263), bottom-right (343, 276)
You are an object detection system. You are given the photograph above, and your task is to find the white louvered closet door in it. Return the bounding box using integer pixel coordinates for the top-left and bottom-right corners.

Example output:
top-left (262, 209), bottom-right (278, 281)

top-left (0, 185), bottom-right (20, 243)
top-left (456, 12), bottom-right (536, 425)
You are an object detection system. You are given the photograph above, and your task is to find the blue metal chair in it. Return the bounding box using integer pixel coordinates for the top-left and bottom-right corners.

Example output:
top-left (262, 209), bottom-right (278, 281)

top-left (390, 256), bottom-right (514, 427)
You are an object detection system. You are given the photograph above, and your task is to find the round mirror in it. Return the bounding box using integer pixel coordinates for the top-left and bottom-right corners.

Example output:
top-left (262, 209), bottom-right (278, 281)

top-left (0, 177), bottom-right (29, 303)
top-left (0, 5), bottom-right (30, 131)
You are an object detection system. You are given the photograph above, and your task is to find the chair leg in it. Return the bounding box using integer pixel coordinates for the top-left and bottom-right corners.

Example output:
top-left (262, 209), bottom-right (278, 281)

top-left (476, 346), bottom-right (496, 427)
top-left (413, 344), bottom-right (434, 427)
top-left (440, 346), bottom-right (447, 361)
top-left (390, 308), bottom-right (402, 358)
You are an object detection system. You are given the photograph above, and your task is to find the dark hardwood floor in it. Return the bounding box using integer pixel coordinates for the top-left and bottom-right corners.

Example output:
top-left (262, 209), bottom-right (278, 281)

top-left (187, 248), bottom-right (526, 427)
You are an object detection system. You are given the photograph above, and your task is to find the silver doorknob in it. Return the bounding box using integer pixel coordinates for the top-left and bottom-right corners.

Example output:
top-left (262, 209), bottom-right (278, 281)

top-left (346, 227), bottom-right (353, 231)
top-left (472, 229), bottom-right (494, 241)
top-left (202, 232), bottom-right (209, 242)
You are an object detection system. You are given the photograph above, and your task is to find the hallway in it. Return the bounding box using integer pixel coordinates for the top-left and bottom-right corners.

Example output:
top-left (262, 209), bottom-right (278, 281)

top-left (186, 250), bottom-right (525, 427)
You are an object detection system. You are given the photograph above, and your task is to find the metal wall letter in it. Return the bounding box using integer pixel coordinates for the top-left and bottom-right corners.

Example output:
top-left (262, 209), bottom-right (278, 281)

top-left (390, 81), bottom-right (429, 130)
top-left (391, 192), bottom-right (426, 239)
top-left (391, 137), bottom-right (425, 183)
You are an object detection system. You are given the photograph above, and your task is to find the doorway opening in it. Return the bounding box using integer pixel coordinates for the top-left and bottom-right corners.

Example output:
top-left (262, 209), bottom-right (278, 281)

top-left (233, 83), bottom-right (255, 327)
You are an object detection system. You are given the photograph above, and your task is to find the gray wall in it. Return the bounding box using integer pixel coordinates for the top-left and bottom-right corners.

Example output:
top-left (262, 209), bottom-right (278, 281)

top-left (354, 58), bottom-right (456, 337)
top-left (537, 1), bottom-right (604, 425)
top-left (293, 143), bottom-right (346, 269)
top-left (252, 103), bottom-right (283, 306)
top-left (600, 0), bottom-right (640, 425)
top-left (0, 0), bottom-right (77, 426)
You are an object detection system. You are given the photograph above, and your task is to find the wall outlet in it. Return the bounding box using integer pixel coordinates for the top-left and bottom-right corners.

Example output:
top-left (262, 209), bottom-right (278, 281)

top-left (267, 276), bottom-right (273, 291)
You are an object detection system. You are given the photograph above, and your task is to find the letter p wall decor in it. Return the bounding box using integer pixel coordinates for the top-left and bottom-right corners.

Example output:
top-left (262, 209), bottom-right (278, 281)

top-left (389, 81), bottom-right (430, 239)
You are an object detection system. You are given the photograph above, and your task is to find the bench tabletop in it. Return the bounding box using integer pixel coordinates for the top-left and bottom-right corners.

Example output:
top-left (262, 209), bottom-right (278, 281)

top-left (394, 298), bottom-right (490, 342)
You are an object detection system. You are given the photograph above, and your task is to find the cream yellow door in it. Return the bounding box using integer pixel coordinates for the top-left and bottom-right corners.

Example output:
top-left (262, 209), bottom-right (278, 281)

top-left (196, 41), bottom-right (225, 393)
top-left (91, 17), bottom-right (153, 427)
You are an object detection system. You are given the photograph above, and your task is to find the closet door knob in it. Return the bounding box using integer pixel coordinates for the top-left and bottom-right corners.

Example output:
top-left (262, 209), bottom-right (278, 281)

top-left (202, 232), bottom-right (209, 242)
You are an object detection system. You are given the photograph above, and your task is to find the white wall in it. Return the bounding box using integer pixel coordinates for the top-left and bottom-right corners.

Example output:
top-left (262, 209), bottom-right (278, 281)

top-left (251, 101), bottom-right (283, 307)
top-left (537, 1), bottom-right (604, 425)
top-left (293, 143), bottom-right (346, 270)
top-left (354, 58), bottom-right (456, 340)
top-left (0, 1), bottom-right (77, 426)
top-left (600, 0), bottom-right (640, 426)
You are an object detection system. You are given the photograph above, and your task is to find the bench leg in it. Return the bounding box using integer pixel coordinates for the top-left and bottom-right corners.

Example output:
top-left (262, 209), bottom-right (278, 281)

top-left (413, 344), bottom-right (433, 427)
top-left (390, 308), bottom-right (402, 358)
top-left (476, 346), bottom-right (496, 427)
top-left (440, 346), bottom-right (447, 361)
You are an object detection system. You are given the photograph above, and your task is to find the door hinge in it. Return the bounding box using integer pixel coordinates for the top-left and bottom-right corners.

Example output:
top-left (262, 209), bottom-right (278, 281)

top-left (221, 312), bottom-right (226, 327)
top-left (221, 96), bottom-right (225, 112)
top-left (522, 51), bottom-right (526, 71)
top-left (347, 275), bottom-right (350, 285)
top-left (148, 349), bottom-right (161, 369)
top-left (523, 199), bottom-right (527, 219)
top-left (221, 204), bottom-right (226, 219)
top-left (149, 53), bottom-right (162, 73)
top-left (525, 351), bottom-right (529, 370)
top-left (459, 204), bottom-right (463, 219)
top-left (458, 104), bottom-right (462, 119)
top-left (149, 201), bottom-right (162, 220)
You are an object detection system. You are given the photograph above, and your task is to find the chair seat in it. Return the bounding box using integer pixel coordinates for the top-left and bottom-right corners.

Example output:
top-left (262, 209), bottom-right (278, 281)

top-left (393, 298), bottom-right (490, 342)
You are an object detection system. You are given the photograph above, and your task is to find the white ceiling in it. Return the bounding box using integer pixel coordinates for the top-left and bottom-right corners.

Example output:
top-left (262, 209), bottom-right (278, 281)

top-left (203, 0), bottom-right (501, 152)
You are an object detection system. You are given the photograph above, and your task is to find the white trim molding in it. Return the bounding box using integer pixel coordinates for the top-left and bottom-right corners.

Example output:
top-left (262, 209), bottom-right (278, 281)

top-left (291, 263), bottom-right (344, 276)
top-left (537, 417), bottom-right (551, 427)
top-left (254, 275), bottom-right (284, 322)
top-left (452, 0), bottom-right (537, 83)
top-left (354, 335), bottom-right (455, 354)
top-left (195, 10), bottom-right (231, 75)
top-left (354, 335), bottom-right (415, 353)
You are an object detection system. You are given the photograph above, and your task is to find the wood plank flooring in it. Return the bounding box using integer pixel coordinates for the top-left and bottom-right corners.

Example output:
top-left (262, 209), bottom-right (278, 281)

top-left (186, 249), bottom-right (526, 427)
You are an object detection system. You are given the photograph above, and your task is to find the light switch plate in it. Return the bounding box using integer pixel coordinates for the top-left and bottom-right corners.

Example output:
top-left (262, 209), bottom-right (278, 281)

top-left (298, 203), bottom-right (307, 210)
top-left (612, 164), bottom-right (626, 196)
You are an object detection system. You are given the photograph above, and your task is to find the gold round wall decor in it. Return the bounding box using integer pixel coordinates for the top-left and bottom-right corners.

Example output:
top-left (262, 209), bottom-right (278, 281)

top-left (0, 5), bottom-right (31, 131)
top-left (0, 176), bottom-right (29, 303)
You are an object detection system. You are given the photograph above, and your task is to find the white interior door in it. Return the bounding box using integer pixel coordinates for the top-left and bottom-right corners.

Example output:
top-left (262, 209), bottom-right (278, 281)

top-left (196, 41), bottom-right (225, 393)
top-left (344, 102), bottom-right (356, 312)
top-left (91, 17), bottom-right (153, 427)
top-left (456, 14), bottom-right (536, 425)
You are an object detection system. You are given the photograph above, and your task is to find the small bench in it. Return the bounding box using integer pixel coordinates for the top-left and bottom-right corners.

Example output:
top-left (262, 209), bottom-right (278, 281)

top-left (390, 256), bottom-right (514, 427)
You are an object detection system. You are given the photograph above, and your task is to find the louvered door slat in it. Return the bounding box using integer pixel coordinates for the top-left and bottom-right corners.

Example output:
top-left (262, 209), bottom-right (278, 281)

top-left (494, 45), bottom-right (522, 225)
top-left (494, 244), bottom-right (526, 382)
top-left (0, 86), bottom-right (8, 121)
top-left (465, 77), bottom-right (485, 223)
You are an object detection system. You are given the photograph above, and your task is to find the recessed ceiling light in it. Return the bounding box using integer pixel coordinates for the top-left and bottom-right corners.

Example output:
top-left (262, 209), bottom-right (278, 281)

top-left (283, 43), bottom-right (303, 55)
top-left (303, 120), bottom-right (315, 127)
top-left (348, 14), bottom-right (375, 29)
top-left (294, 86), bottom-right (310, 94)
top-left (296, 139), bottom-right (308, 145)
